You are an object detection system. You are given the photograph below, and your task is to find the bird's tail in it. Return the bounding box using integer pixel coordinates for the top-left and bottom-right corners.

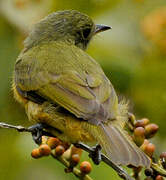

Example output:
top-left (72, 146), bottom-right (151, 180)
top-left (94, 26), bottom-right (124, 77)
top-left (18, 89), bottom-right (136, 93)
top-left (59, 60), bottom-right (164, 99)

top-left (95, 122), bottom-right (151, 167)
top-left (81, 100), bottom-right (151, 167)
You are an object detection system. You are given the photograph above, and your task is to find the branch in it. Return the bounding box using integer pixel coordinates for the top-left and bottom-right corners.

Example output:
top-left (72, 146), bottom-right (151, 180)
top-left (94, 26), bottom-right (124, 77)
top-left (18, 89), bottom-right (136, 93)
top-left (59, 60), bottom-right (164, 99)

top-left (1, 121), bottom-right (166, 180)
top-left (0, 122), bottom-right (30, 132)
top-left (0, 122), bottom-right (132, 179)
top-left (0, 122), bottom-right (132, 180)
top-left (74, 142), bottom-right (133, 180)
top-left (0, 122), bottom-right (93, 180)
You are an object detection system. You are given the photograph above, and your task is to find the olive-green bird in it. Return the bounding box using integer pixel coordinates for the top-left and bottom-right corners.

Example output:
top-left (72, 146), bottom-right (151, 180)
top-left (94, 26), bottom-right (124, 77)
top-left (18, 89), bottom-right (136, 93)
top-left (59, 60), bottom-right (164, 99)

top-left (13, 10), bottom-right (150, 167)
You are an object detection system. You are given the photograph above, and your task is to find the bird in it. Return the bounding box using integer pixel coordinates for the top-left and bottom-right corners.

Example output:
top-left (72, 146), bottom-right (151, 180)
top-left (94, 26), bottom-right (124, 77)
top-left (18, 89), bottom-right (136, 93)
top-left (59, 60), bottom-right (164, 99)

top-left (13, 10), bottom-right (150, 167)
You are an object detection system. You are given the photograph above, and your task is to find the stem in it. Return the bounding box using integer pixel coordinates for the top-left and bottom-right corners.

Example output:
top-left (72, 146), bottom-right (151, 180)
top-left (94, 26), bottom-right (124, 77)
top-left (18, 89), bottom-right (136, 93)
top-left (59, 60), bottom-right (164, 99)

top-left (0, 122), bottom-right (30, 132)
top-left (74, 142), bottom-right (133, 180)
top-left (151, 162), bottom-right (166, 177)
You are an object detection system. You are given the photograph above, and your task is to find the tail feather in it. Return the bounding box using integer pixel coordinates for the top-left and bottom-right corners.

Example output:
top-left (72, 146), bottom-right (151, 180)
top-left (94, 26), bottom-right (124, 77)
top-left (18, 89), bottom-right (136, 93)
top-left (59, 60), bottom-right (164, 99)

top-left (98, 122), bottom-right (150, 167)
top-left (83, 121), bottom-right (151, 167)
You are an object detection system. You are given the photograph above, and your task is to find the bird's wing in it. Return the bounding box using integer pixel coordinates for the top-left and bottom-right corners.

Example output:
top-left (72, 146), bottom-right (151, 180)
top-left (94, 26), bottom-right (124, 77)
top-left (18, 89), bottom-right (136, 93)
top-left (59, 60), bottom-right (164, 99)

top-left (14, 42), bottom-right (118, 123)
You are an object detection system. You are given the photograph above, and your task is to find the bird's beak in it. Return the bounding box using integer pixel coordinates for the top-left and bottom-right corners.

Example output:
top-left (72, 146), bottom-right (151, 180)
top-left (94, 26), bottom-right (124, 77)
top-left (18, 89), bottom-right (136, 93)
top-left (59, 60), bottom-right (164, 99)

top-left (94, 24), bottom-right (112, 34)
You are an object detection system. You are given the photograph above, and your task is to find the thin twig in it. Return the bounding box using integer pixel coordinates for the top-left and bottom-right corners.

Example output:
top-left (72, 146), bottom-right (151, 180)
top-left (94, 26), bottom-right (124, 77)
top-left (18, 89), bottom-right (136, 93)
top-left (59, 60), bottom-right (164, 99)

top-left (0, 122), bottom-right (30, 132)
top-left (151, 162), bottom-right (166, 177)
top-left (74, 142), bottom-right (133, 180)
top-left (0, 122), bottom-right (54, 136)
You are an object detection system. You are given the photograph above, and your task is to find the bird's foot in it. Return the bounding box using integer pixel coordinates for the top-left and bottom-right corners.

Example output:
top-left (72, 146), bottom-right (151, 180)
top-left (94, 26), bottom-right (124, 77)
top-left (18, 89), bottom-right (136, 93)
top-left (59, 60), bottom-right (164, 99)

top-left (28, 123), bottom-right (46, 145)
top-left (89, 144), bottom-right (102, 165)
top-left (74, 142), bottom-right (102, 165)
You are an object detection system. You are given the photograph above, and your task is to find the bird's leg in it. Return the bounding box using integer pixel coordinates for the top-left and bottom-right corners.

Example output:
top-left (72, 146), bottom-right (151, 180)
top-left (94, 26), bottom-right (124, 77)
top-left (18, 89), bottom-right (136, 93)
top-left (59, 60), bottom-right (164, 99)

top-left (74, 142), bottom-right (102, 165)
top-left (89, 144), bottom-right (102, 165)
top-left (28, 123), bottom-right (55, 145)
top-left (28, 123), bottom-right (45, 145)
top-left (74, 142), bottom-right (133, 180)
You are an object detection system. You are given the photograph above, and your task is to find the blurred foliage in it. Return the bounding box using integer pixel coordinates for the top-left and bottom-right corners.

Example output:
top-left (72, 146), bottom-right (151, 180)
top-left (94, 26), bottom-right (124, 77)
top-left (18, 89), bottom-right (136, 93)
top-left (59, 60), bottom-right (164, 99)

top-left (0, 0), bottom-right (166, 179)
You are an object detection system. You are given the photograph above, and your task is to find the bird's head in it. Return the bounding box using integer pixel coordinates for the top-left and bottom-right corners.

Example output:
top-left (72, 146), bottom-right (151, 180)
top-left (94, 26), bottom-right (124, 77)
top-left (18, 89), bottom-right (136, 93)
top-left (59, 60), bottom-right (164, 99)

top-left (24, 10), bottom-right (111, 50)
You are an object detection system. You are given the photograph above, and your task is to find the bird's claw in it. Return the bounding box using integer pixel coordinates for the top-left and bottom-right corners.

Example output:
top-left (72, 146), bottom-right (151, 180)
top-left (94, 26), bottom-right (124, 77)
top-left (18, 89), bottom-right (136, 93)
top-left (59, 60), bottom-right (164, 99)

top-left (89, 144), bottom-right (102, 165)
top-left (28, 123), bottom-right (45, 145)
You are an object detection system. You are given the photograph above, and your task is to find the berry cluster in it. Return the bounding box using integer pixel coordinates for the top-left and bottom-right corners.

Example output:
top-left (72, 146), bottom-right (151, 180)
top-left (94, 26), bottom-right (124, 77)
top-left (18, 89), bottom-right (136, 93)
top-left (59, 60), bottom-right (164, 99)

top-left (31, 136), bottom-right (92, 178)
top-left (29, 114), bottom-right (166, 180)
top-left (128, 114), bottom-right (166, 180)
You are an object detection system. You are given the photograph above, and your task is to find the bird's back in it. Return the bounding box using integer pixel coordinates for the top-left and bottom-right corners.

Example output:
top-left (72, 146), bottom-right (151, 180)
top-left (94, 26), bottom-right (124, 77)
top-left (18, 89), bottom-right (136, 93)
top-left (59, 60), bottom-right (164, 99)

top-left (15, 41), bottom-right (119, 124)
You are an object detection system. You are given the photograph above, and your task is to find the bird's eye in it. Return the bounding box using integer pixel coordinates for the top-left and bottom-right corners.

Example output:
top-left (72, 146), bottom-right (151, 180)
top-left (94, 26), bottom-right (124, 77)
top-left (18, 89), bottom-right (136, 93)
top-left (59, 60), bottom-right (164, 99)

top-left (82, 28), bottom-right (91, 39)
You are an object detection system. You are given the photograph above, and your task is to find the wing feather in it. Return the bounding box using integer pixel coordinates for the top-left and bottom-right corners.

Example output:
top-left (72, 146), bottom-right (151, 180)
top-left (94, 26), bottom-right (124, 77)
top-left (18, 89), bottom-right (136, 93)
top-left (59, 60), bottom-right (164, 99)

top-left (14, 42), bottom-right (118, 123)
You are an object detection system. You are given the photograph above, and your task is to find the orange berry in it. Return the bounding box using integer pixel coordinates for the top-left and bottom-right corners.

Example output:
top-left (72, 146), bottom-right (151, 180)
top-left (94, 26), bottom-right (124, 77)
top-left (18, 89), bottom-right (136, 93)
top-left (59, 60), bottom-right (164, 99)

top-left (80, 161), bottom-right (92, 174)
top-left (71, 154), bottom-right (80, 166)
top-left (47, 137), bottom-right (61, 149)
top-left (39, 144), bottom-right (51, 156)
top-left (160, 152), bottom-right (166, 159)
top-left (145, 124), bottom-right (159, 139)
top-left (134, 127), bottom-right (145, 146)
top-left (140, 139), bottom-right (149, 151)
top-left (55, 145), bottom-right (65, 156)
top-left (144, 143), bottom-right (155, 157)
top-left (135, 118), bottom-right (149, 128)
top-left (31, 148), bottom-right (41, 159)
top-left (156, 175), bottom-right (163, 180)
top-left (134, 127), bottom-right (145, 136)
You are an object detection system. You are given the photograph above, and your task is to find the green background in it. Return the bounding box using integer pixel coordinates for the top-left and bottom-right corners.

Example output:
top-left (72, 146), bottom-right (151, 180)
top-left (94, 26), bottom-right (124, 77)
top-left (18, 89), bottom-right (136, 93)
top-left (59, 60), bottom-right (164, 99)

top-left (0, 0), bottom-right (166, 179)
